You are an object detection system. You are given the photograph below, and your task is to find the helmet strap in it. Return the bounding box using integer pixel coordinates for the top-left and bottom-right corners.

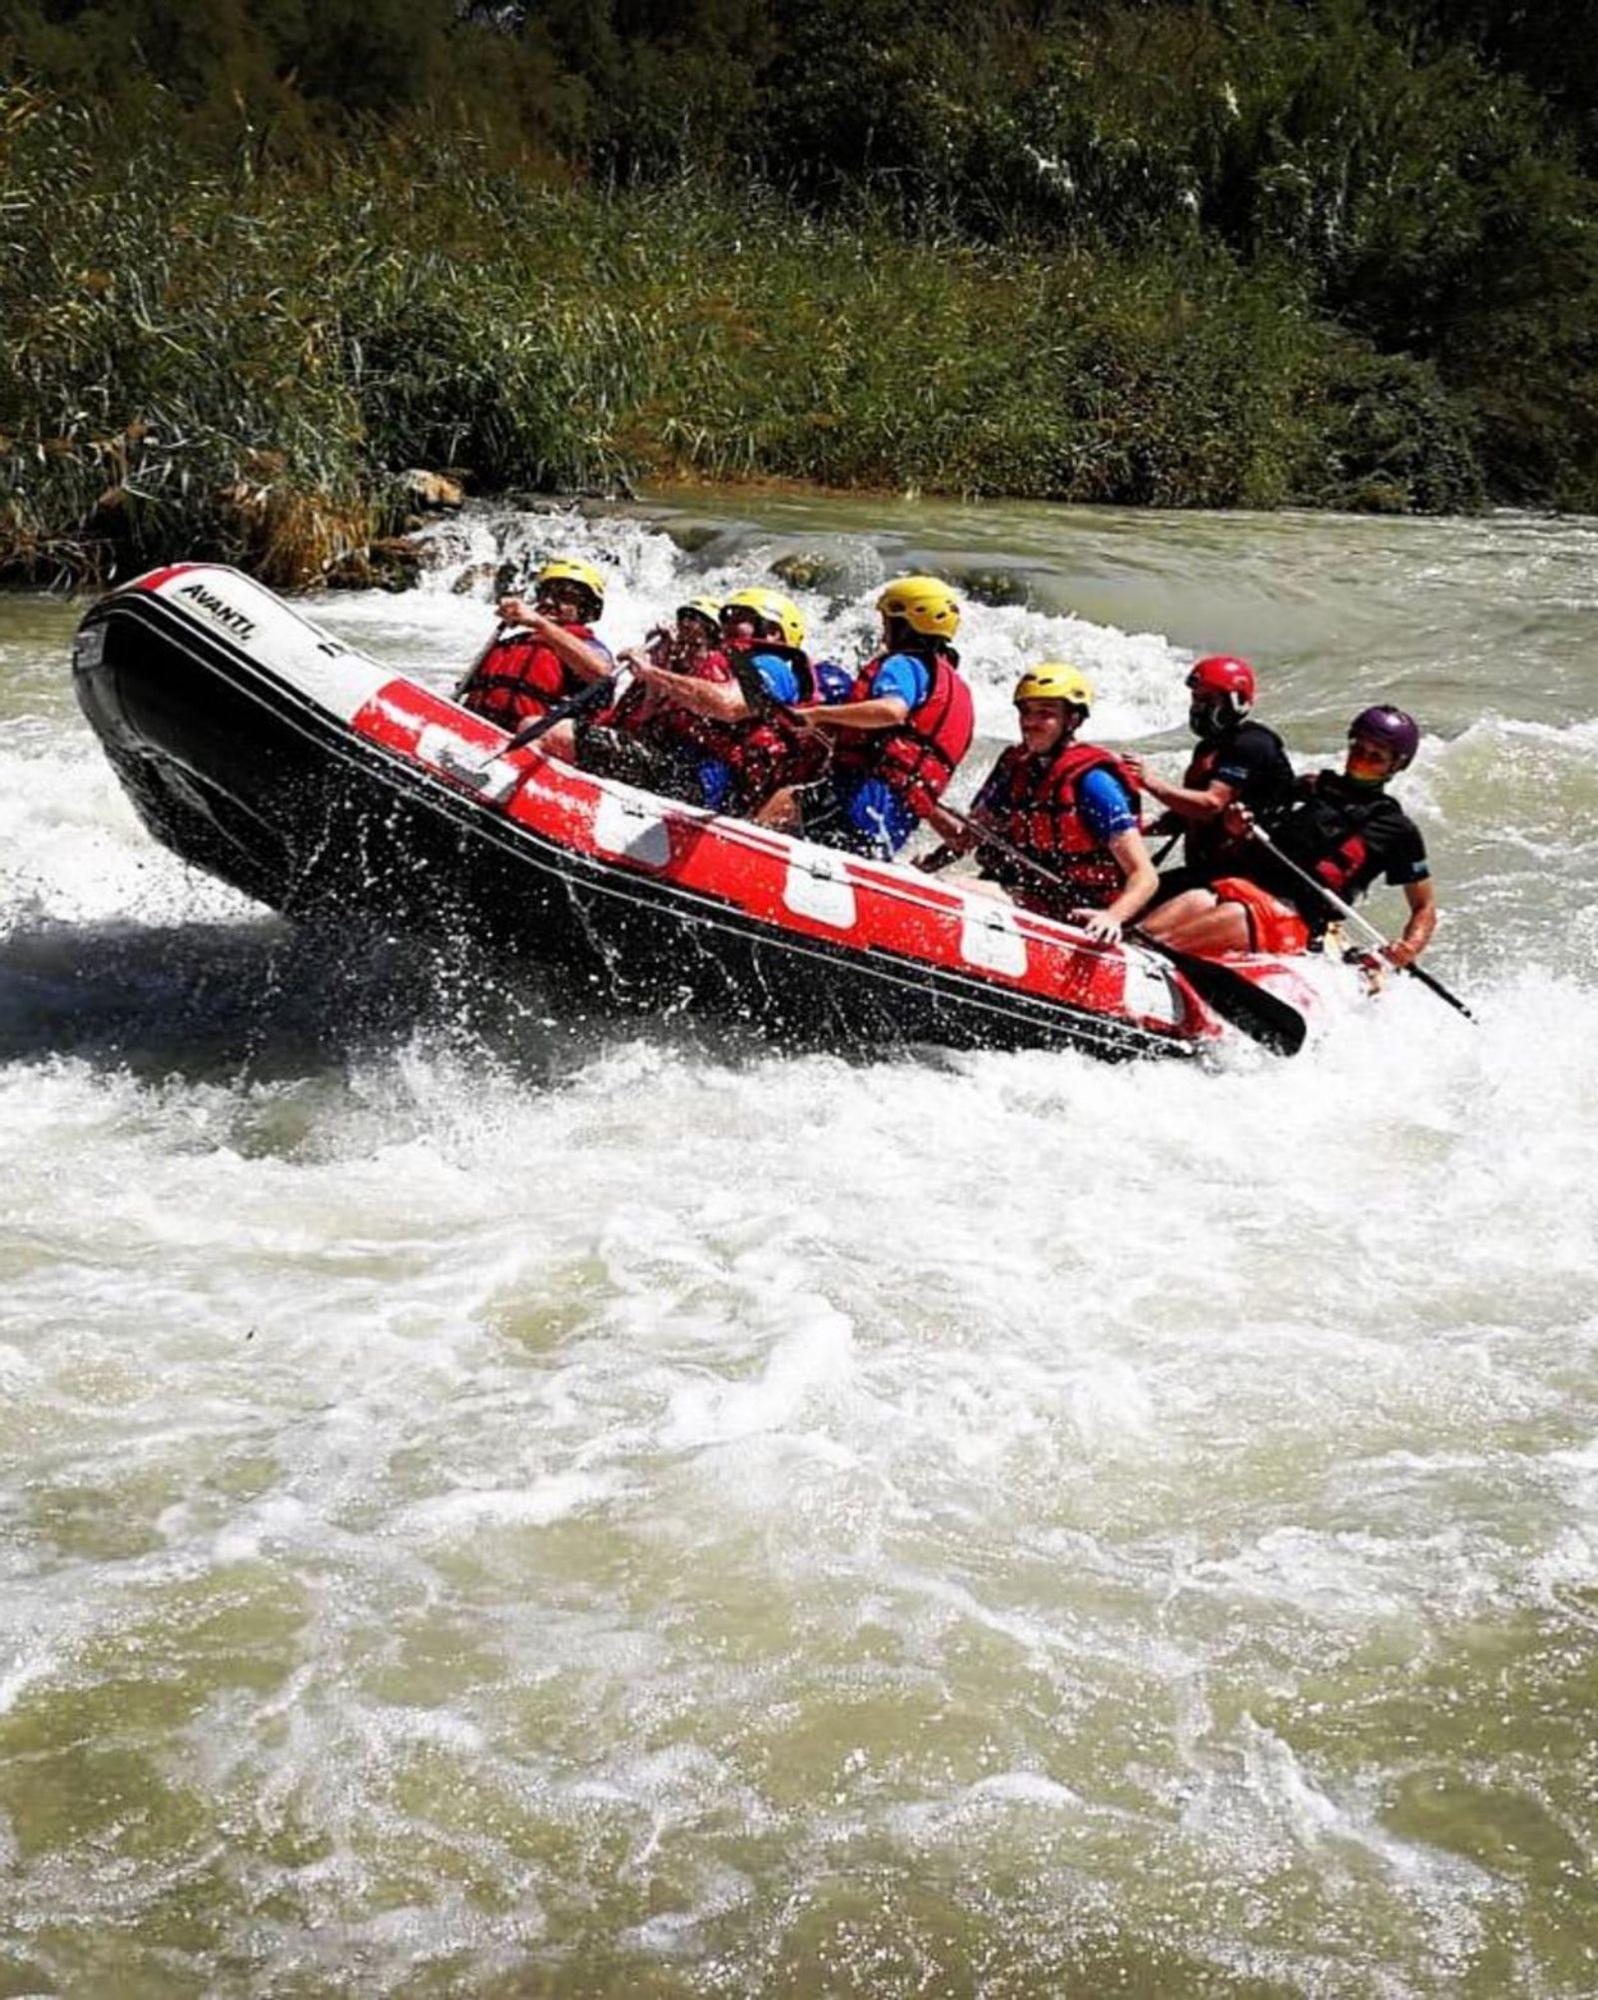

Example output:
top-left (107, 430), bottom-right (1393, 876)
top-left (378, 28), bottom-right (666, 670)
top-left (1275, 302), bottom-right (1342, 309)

top-left (1190, 700), bottom-right (1221, 738)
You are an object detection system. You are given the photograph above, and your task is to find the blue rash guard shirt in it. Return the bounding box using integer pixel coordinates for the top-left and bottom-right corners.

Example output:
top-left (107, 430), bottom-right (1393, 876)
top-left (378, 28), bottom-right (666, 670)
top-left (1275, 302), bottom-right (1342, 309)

top-left (695, 649), bottom-right (802, 810)
top-left (1076, 766), bottom-right (1138, 843)
top-left (827, 653), bottom-right (933, 856)
top-left (867, 653), bottom-right (930, 712)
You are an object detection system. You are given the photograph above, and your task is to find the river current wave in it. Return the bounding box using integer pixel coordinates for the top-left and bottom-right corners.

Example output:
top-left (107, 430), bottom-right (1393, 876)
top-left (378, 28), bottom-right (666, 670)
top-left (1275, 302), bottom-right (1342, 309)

top-left (1, 499), bottom-right (1595, 1994)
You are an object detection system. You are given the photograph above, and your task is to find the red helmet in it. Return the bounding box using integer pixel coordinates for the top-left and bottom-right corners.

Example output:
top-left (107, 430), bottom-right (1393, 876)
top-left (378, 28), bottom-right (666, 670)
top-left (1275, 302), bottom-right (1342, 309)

top-left (1186, 654), bottom-right (1254, 733)
top-left (1187, 655), bottom-right (1255, 704)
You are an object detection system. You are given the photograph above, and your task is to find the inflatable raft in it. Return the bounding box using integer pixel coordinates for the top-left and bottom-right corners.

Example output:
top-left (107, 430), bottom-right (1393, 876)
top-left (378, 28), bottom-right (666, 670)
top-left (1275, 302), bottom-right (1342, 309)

top-left (71, 564), bottom-right (1317, 1062)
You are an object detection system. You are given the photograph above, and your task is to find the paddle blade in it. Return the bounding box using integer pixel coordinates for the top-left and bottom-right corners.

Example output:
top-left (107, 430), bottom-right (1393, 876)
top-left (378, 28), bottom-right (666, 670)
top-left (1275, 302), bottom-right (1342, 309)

top-left (1134, 937), bottom-right (1309, 1057)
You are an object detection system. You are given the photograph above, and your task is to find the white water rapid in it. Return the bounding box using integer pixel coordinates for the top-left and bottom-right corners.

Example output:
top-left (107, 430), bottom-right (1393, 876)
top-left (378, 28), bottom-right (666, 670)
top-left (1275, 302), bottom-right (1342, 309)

top-left (2, 497), bottom-right (1595, 1995)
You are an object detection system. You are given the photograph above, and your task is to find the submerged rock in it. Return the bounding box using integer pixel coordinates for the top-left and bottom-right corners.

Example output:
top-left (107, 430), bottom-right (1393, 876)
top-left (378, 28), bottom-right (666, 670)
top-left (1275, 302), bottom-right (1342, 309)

top-left (449, 561), bottom-right (501, 598)
top-left (954, 568), bottom-right (1030, 607)
top-left (324, 536), bottom-right (425, 592)
top-left (401, 469), bottom-right (466, 511)
top-left (771, 552), bottom-right (830, 591)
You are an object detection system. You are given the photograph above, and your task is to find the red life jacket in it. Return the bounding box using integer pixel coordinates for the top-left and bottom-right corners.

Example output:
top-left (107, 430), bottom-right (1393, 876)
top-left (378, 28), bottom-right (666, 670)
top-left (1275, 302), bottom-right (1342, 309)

top-left (988, 740), bottom-right (1142, 908)
top-left (694, 642), bottom-right (830, 811)
top-left (629, 639), bottom-right (738, 754)
top-left (458, 620), bottom-right (600, 730)
top-left (832, 646), bottom-right (974, 816)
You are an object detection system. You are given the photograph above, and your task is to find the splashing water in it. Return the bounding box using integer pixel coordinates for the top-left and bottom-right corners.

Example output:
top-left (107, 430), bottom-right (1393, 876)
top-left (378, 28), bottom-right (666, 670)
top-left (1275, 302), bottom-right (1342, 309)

top-left (2, 497), bottom-right (1596, 1995)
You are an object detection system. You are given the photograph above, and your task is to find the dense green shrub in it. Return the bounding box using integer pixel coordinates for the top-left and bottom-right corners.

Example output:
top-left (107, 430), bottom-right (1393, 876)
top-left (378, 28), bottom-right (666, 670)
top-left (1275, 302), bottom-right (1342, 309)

top-left (0, 81), bottom-right (1499, 584)
top-left (6, 0), bottom-right (1598, 529)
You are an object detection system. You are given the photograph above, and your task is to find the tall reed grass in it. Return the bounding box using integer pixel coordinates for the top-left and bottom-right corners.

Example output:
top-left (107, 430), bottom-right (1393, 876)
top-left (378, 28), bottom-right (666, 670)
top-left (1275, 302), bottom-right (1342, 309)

top-left (0, 84), bottom-right (1484, 588)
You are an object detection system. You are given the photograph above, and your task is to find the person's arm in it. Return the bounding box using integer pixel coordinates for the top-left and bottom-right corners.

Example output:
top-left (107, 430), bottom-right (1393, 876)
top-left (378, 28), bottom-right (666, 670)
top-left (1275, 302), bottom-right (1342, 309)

top-left (1150, 773), bottom-right (1236, 822)
top-left (920, 759), bottom-right (1007, 850)
top-left (1122, 754), bottom-right (1236, 824)
top-left (1070, 826), bottom-right (1159, 942)
top-left (633, 660), bottom-right (752, 723)
top-left (1063, 768), bottom-right (1156, 941)
top-left (1384, 877), bottom-right (1436, 967)
top-left (808, 695), bottom-right (911, 732)
top-left (610, 646), bottom-right (663, 721)
top-left (497, 598), bottom-right (612, 685)
top-left (920, 798), bottom-right (1000, 851)
top-left (809, 654), bottom-right (923, 733)
top-left (918, 800), bottom-right (969, 847)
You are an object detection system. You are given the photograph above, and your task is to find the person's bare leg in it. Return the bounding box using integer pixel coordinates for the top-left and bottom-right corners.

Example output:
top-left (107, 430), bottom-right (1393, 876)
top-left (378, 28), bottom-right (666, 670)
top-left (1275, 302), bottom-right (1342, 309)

top-left (1145, 893), bottom-right (1253, 957)
top-left (754, 786), bottom-right (801, 830)
top-left (1137, 888), bottom-right (1216, 941)
top-left (535, 719), bottom-right (578, 763)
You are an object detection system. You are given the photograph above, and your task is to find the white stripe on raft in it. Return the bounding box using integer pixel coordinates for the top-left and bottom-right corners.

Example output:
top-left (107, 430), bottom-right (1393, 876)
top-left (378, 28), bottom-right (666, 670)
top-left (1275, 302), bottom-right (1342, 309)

top-left (783, 849), bottom-right (857, 929)
top-left (1122, 952), bottom-right (1183, 1026)
top-left (593, 791), bottom-right (673, 869)
top-left (959, 899), bottom-right (1029, 977)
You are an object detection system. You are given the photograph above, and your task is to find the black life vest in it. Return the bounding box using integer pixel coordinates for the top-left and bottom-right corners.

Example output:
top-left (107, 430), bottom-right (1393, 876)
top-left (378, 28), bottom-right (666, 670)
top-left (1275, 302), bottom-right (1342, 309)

top-left (1181, 720), bottom-right (1294, 869)
top-left (1258, 772), bottom-right (1412, 925)
top-left (831, 644), bottom-right (974, 816)
top-left (987, 740), bottom-right (1143, 909)
top-left (458, 620), bottom-right (600, 730)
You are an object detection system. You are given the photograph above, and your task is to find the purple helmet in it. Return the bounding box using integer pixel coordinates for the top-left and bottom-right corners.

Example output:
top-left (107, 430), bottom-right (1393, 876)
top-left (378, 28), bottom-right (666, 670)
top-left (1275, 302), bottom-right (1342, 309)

top-left (1347, 705), bottom-right (1419, 771)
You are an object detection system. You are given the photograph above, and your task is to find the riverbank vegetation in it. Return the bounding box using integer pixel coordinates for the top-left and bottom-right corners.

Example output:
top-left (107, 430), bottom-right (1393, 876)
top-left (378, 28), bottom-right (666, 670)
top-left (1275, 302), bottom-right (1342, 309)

top-left (4, 1), bottom-right (1597, 583)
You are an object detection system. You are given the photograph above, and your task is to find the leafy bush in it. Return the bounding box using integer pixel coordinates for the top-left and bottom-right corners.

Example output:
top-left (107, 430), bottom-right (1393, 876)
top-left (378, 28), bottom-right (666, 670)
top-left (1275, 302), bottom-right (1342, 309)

top-left (0, 77), bottom-right (1492, 586)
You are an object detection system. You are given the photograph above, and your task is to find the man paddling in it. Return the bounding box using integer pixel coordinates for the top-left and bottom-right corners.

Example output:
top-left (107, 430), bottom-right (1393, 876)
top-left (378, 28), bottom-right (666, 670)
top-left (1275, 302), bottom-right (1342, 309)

top-left (1138, 705), bottom-right (1437, 967)
top-left (777, 576), bottom-right (974, 858)
top-left (539, 596), bottom-right (735, 800)
top-left (456, 556), bottom-right (613, 731)
top-left (1122, 654), bottom-right (1294, 900)
top-left (623, 587), bottom-right (831, 816)
top-left (921, 663), bottom-right (1158, 944)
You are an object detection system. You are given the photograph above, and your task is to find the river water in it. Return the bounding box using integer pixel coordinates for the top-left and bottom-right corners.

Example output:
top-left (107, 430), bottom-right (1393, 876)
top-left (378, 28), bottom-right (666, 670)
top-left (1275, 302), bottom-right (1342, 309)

top-left (2, 494), bottom-right (1595, 1996)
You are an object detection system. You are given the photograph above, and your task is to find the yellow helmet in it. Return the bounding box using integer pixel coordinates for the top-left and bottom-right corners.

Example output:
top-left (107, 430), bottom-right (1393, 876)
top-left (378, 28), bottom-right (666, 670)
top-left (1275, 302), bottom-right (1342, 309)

top-left (721, 586), bottom-right (806, 650)
top-left (535, 556), bottom-right (605, 614)
top-left (678, 596), bottom-right (723, 630)
top-left (1015, 663), bottom-right (1094, 711)
top-left (876, 574), bottom-right (960, 640)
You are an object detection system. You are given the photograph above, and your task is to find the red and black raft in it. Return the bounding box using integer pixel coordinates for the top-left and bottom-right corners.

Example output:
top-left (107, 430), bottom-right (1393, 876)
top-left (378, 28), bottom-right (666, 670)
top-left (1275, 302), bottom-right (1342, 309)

top-left (71, 564), bottom-right (1317, 1062)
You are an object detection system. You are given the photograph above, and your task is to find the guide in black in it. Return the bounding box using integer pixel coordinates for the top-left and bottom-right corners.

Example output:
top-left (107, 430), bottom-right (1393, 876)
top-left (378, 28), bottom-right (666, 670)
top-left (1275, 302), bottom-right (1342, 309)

top-left (1139, 706), bottom-right (1438, 967)
top-left (1124, 655), bottom-right (1295, 901)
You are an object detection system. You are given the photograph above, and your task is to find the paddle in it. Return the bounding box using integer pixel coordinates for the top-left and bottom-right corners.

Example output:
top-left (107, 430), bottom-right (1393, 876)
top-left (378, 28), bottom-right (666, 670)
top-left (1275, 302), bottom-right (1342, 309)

top-left (1133, 926), bottom-right (1309, 1055)
top-left (451, 618), bottom-right (515, 702)
top-left (927, 805), bottom-right (1308, 1056)
top-left (1246, 826), bottom-right (1476, 1022)
top-left (914, 843), bottom-right (961, 874)
top-left (488, 667), bottom-right (625, 765)
top-left (436, 669), bottom-right (629, 801)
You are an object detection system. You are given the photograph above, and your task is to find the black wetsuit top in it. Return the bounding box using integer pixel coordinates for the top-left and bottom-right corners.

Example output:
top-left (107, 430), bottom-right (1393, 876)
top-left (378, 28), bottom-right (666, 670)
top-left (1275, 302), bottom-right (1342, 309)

top-left (1153, 718), bottom-right (1295, 898)
top-left (1248, 771), bottom-right (1430, 934)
